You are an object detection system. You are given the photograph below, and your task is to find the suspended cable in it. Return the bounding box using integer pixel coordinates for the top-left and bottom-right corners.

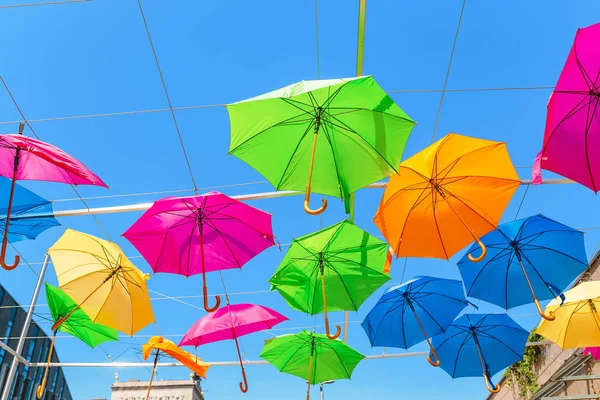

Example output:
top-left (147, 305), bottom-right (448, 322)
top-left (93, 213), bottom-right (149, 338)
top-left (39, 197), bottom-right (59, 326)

top-left (314, 0), bottom-right (321, 79)
top-left (388, 86), bottom-right (554, 94)
top-left (0, 0), bottom-right (91, 8)
top-left (136, 0), bottom-right (198, 194)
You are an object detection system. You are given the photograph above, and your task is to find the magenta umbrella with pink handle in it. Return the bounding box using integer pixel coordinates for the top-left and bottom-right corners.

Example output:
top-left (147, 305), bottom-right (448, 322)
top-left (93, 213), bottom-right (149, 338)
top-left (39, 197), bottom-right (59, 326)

top-left (0, 126), bottom-right (107, 270)
top-left (122, 191), bottom-right (276, 312)
top-left (533, 22), bottom-right (600, 191)
top-left (180, 303), bottom-right (288, 393)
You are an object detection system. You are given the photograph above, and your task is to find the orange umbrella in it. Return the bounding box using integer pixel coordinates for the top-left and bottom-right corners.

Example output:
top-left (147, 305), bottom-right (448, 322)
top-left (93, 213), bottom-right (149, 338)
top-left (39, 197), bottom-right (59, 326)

top-left (142, 336), bottom-right (209, 398)
top-left (374, 133), bottom-right (520, 261)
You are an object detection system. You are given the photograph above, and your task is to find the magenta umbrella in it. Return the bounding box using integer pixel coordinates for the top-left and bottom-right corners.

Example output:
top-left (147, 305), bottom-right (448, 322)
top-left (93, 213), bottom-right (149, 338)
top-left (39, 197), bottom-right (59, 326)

top-left (0, 126), bottom-right (107, 270)
top-left (533, 22), bottom-right (600, 191)
top-left (180, 303), bottom-right (288, 393)
top-left (123, 191), bottom-right (275, 312)
top-left (584, 347), bottom-right (600, 360)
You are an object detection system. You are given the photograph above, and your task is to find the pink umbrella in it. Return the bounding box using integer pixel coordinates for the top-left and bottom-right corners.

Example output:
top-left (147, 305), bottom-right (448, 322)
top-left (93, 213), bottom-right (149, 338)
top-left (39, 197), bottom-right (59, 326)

top-left (584, 347), bottom-right (600, 360)
top-left (533, 22), bottom-right (600, 191)
top-left (180, 303), bottom-right (288, 393)
top-left (122, 191), bottom-right (275, 312)
top-left (0, 126), bottom-right (107, 270)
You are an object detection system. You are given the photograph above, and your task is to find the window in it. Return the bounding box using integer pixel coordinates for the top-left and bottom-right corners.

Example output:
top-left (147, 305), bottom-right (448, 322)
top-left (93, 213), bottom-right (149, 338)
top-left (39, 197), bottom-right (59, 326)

top-left (22, 327), bottom-right (38, 400)
top-left (0, 307), bottom-right (18, 365)
top-left (50, 369), bottom-right (59, 392)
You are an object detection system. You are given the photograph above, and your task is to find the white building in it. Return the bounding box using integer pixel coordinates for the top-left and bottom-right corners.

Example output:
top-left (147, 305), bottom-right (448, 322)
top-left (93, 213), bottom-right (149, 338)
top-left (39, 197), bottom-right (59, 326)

top-left (110, 375), bottom-right (205, 400)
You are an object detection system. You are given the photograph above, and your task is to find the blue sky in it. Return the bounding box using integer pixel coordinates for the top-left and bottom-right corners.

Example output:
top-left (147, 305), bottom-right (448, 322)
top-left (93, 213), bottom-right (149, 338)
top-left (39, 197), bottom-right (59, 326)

top-left (0, 0), bottom-right (600, 399)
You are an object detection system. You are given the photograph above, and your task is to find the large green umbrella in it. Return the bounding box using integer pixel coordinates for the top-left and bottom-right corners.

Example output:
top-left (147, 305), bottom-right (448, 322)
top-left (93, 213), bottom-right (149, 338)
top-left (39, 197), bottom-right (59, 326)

top-left (269, 220), bottom-right (390, 339)
top-left (37, 284), bottom-right (118, 398)
top-left (226, 76), bottom-right (415, 215)
top-left (260, 330), bottom-right (364, 400)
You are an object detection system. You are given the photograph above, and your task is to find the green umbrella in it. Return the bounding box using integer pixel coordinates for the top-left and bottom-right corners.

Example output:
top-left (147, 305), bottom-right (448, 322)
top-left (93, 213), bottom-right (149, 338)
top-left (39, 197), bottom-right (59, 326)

top-left (260, 330), bottom-right (364, 400)
top-left (269, 220), bottom-right (390, 339)
top-left (37, 284), bottom-right (118, 398)
top-left (226, 76), bottom-right (415, 215)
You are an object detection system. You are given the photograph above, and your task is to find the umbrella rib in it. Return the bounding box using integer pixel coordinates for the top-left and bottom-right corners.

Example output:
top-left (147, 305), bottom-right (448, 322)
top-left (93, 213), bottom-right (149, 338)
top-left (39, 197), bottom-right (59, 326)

top-left (202, 216), bottom-right (244, 269)
top-left (450, 330), bottom-right (474, 378)
top-left (519, 243), bottom-right (587, 265)
top-left (324, 106), bottom-right (415, 124)
top-left (573, 39), bottom-right (594, 89)
top-left (432, 188), bottom-right (449, 259)
top-left (276, 341), bottom-right (309, 373)
top-left (393, 186), bottom-right (435, 256)
top-left (320, 222), bottom-right (348, 254)
top-left (441, 189), bottom-right (498, 230)
top-left (409, 297), bottom-right (446, 332)
top-left (320, 121), bottom-right (346, 199)
top-left (325, 254), bottom-right (390, 278)
top-left (320, 340), bottom-right (353, 378)
top-left (584, 96), bottom-right (600, 191)
top-left (323, 259), bottom-right (359, 311)
top-left (273, 118), bottom-right (317, 191)
top-left (474, 330), bottom-right (525, 360)
top-left (543, 94), bottom-right (594, 153)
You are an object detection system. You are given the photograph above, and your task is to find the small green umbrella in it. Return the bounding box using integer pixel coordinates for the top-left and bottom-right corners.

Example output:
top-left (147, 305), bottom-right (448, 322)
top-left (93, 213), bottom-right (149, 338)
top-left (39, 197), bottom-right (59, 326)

top-left (37, 284), bottom-right (118, 398)
top-left (269, 220), bottom-right (390, 339)
top-left (260, 330), bottom-right (364, 400)
top-left (226, 76), bottom-right (415, 215)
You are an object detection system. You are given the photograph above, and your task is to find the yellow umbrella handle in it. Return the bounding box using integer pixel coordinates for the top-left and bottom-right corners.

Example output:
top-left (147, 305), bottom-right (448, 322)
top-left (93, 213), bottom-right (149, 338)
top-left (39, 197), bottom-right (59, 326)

top-left (484, 374), bottom-right (501, 393)
top-left (304, 124), bottom-right (327, 215)
top-left (467, 238), bottom-right (487, 263)
top-left (320, 273), bottom-right (341, 340)
top-left (534, 298), bottom-right (555, 321)
top-left (36, 332), bottom-right (56, 399)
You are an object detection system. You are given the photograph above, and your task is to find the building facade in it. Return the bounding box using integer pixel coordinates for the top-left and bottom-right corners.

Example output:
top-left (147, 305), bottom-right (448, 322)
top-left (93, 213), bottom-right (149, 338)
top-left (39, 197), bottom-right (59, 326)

top-left (110, 377), bottom-right (204, 400)
top-left (0, 283), bottom-right (72, 399)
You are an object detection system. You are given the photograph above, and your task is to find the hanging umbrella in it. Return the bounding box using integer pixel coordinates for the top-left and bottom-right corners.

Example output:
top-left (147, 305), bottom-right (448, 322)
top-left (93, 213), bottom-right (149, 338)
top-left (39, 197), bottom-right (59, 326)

top-left (374, 133), bottom-right (520, 262)
top-left (0, 125), bottom-right (107, 270)
top-left (179, 303), bottom-right (288, 393)
top-left (37, 283), bottom-right (118, 398)
top-left (432, 313), bottom-right (528, 393)
top-left (361, 276), bottom-right (471, 367)
top-left (142, 336), bottom-right (209, 398)
top-left (123, 191), bottom-right (275, 312)
top-left (48, 228), bottom-right (155, 335)
top-left (458, 214), bottom-right (587, 321)
top-left (260, 330), bottom-right (364, 400)
top-left (532, 22), bottom-right (600, 191)
top-left (226, 76), bottom-right (416, 215)
top-left (0, 177), bottom-right (59, 243)
top-left (269, 220), bottom-right (390, 339)
top-left (536, 281), bottom-right (600, 349)
top-left (584, 347), bottom-right (600, 360)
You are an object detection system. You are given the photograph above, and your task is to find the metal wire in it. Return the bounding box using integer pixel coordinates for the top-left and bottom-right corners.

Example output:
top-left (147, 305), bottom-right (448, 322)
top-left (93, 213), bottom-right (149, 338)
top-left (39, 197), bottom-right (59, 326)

top-left (136, 0), bottom-right (198, 194)
top-left (314, 0), bottom-right (321, 79)
top-left (0, 0), bottom-right (91, 8)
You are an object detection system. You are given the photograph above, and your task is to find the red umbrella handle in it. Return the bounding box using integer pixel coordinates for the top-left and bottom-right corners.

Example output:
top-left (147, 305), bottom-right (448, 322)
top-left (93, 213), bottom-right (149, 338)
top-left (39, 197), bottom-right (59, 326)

top-left (203, 284), bottom-right (221, 313)
top-left (232, 329), bottom-right (249, 393)
top-left (0, 133), bottom-right (22, 271)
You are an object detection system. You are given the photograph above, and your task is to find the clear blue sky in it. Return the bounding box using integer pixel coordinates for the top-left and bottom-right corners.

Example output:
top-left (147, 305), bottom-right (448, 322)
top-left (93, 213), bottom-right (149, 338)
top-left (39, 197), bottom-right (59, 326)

top-left (0, 0), bottom-right (599, 399)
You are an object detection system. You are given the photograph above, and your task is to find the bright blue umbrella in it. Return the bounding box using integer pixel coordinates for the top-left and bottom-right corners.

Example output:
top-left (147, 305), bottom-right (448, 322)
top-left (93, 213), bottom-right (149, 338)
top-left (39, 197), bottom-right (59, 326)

top-left (361, 276), bottom-right (471, 367)
top-left (458, 214), bottom-right (587, 321)
top-left (432, 313), bottom-right (528, 393)
top-left (0, 178), bottom-right (59, 242)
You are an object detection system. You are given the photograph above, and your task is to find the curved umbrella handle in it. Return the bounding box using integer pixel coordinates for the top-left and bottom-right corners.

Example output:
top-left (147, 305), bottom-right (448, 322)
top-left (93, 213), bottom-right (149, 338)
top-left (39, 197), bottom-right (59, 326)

top-left (0, 237), bottom-right (19, 270)
top-left (303, 123), bottom-right (327, 215)
top-left (325, 321), bottom-right (341, 340)
top-left (203, 285), bottom-right (221, 313)
top-left (427, 346), bottom-right (441, 367)
top-left (320, 272), bottom-right (340, 339)
top-left (239, 367), bottom-right (249, 393)
top-left (37, 332), bottom-right (56, 399)
top-left (467, 238), bottom-right (487, 263)
top-left (304, 195), bottom-right (327, 215)
top-left (534, 298), bottom-right (555, 321)
top-left (484, 374), bottom-right (501, 393)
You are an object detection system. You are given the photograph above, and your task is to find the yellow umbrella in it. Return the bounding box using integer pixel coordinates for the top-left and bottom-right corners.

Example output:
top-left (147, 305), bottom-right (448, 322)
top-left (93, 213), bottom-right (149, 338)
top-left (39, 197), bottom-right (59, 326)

top-left (537, 281), bottom-right (600, 349)
top-left (48, 228), bottom-right (155, 335)
top-left (142, 336), bottom-right (210, 398)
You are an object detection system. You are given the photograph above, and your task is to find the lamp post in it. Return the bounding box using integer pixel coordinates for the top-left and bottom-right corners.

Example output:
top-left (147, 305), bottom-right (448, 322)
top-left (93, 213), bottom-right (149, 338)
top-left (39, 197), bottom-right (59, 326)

top-left (319, 380), bottom-right (335, 400)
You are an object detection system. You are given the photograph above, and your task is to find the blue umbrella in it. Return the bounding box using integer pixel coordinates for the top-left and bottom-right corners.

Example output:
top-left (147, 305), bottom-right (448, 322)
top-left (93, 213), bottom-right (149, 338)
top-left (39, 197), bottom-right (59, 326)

top-left (361, 276), bottom-right (471, 367)
top-left (458, 214), bottom-right (587, 321)
top-left (0, 178), bottom-right (59, 243)
top-left (432, 313), bottom-right (528, 393)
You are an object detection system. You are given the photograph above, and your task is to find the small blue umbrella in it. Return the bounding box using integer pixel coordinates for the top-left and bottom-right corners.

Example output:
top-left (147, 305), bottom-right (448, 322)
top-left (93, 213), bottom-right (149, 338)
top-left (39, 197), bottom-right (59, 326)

top-left (361, 276), bottom-right (471, 367)
top-left (458, 214), bottom-right (587, 321)
top-left (432, 313), bottom-right (528, 393)
top-left (0, 178), bottom-right (59, 243)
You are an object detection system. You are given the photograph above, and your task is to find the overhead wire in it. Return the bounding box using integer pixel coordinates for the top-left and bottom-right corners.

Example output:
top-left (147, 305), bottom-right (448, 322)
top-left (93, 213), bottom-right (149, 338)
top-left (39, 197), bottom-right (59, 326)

top-left (0, 0), bottom-right (91, 9)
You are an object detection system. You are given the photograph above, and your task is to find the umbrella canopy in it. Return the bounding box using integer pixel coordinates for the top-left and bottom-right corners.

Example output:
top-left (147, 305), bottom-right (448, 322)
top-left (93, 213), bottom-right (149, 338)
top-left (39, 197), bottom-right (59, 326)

top-left (0, 178), bottom-right (59, 243)
top-left (374, 133), bottom-right (520, 262)
top-left (226, 76), bottom-right (416, 215)
top-left (123, 191), bottom-right (275, 312)
top-left (142, 336), bottom-right (210, 398)
top-left (584, 347), bottom-right (600, 360)
top-left (38, 284), bottom-right (118, 398)
top-left (0, 128), bottom-right (107, 270)
top-left (458, 214), bottom-right (587, 320)
top-left (432, 313), bottom-right (529, 393)
top-left (537, 281), bottom-right (600, 349)
top-left (260, 330), bottom-right (364, 400)
top-left (180, 303), bottom-right (288, 392)
top-left (48, 229), bottom-right (155, 336)
top-left (269, 220), bottom-right (390, 339)
top-left (533, 22), bottom-right (600, 192)
top-left (361, 276), bottom-right (470, 367)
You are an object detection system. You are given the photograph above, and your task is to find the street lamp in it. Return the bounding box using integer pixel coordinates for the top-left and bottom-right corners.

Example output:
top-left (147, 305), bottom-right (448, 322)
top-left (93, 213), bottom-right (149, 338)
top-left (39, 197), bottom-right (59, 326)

top-left (319, 380), bottom-right (335, 400)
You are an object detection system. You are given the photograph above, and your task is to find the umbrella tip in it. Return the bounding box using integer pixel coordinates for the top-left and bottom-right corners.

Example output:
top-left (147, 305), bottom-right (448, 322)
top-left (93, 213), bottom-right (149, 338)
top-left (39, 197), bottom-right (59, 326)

top-left (143, 273), bottom-right (151, 281)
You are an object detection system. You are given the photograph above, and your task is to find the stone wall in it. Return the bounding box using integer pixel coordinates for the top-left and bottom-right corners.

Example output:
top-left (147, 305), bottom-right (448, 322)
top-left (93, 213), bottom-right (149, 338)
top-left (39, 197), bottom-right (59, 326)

top-left (111, 379), bottom-right (204, 400)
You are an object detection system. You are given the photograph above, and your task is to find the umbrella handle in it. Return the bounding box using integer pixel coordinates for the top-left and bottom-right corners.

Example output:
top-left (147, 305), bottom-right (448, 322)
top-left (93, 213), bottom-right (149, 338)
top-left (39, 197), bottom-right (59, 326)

top-left (303, 127), bottom-right (327, 215)
top-left (484, 374), bottom-right (501, 393)
top-left (203, 285), bottom-right (220, 313)
top-left (0, 166), bottom-right (20, 270)
top-left (325, 320), bottom-right (341, 340)
top-left (239, 367), bottom-right (249, 393)
top-left (320, 273), bottom-right (341, 339)
top-left (37, 332), bottom-right (56, 399)
top-left (534, 298), bottom-right (555, 321)
top-left (427, 347), bottom-right (441, 367)
top-left (467, 238), bottom-right (487, 263)
top-left (0, 237), bottom-right (19, 270)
